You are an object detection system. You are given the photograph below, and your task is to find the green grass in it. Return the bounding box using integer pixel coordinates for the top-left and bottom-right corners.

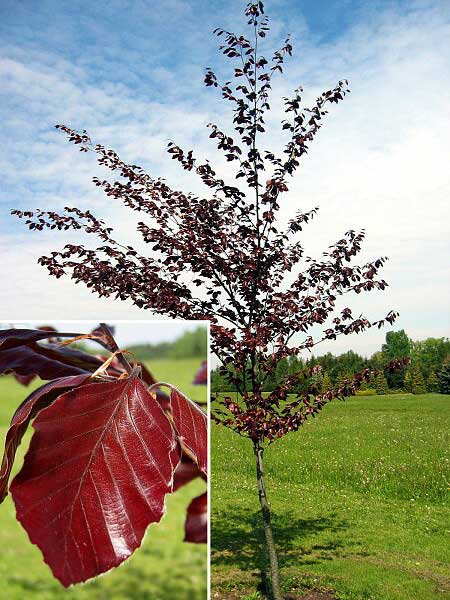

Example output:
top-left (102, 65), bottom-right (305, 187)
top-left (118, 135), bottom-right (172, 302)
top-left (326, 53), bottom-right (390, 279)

top-left (211, 393), bottom-right (450, 599)
top-left (0, 358), bottom-right (207, 599)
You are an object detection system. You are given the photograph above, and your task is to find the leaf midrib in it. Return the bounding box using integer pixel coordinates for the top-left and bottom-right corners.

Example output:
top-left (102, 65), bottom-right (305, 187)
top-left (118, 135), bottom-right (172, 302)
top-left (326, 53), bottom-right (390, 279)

top-left (62, 373), bottom-right (138, 568)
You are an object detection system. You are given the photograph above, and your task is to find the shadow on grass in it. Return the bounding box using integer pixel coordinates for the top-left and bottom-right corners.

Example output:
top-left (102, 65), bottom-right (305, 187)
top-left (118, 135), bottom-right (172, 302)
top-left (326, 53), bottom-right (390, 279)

top-left (212, 506), bottom-right (357, 596)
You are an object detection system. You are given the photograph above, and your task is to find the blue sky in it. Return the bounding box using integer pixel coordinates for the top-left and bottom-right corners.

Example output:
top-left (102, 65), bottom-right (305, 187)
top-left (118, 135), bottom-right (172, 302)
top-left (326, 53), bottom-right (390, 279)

top-left (0, 0), bottom-right (449, 356)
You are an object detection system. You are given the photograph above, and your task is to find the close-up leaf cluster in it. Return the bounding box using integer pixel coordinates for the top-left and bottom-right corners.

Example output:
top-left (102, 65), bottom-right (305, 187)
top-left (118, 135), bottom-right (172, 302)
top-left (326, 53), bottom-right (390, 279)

top-left (0, 325), bottom-right (207, 587)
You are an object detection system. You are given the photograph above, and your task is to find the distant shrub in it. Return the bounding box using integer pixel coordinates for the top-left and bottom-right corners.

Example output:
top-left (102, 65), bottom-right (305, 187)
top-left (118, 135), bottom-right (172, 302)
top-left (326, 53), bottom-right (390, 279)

top-left (356, 388), bottom-right (377, 396)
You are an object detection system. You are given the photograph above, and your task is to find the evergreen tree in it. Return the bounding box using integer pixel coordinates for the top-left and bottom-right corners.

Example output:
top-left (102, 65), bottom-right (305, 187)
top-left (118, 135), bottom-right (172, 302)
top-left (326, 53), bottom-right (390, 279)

top-left (335, 371), bottom-right (356, 395)
top-left (287, 356), bottom-right (304, 393)
top-left (337, 372), bottom-right (349, 388)
top-left (211, 366), bottom-right (230, 392)
top-left (275, 358), bottom-right (290, 388)
top-left (359, 379), bottom-right (367, 391)
top-left (322, 371), bottom-right (332, 392)
top-left (426, 371), bottom-right (439, 393)
top-left (311, 370), bottom-right (324, 393)
top-left (439, 363), bottom-right (450, 394)
top-left (404, 369), bottom-right (412, 392)
top-left (375, 372), bottom-right (388, 395)
top-left (263, 366), bottom-right (278, 392)
top-left (411, 366), bottom-right (426, 394)
top-left (368, 371), bottom-right (377, 390)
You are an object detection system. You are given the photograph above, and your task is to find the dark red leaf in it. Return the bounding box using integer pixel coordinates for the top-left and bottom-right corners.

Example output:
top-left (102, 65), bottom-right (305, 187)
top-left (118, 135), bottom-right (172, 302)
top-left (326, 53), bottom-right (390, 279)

top-left (0, 343), bottom-right (106, 380)
top-left (0, 374), bottom-right (90, 503)
top-left (0, 344), bottom-right (91, 379)
top-left (0, 328), bottom-right (69, 351)
top-left (45, 345), bottom-right (109, 373)
top-left (193, 361), bottom-right (207, 385)
top-left (167, 388), bottom-right (207, 476)
top-left (11, 371), bottom-right (181, 586)
top-left (184, 492), bottom-right (207, 543)
top-left (90, 323), bottom-right (116, 343)
top-left (138, 362), bottom-right (160, 389)
top-left (12, 372), bottom-right (36, 386)
top-left (173, 453), bottom-right (203, 492)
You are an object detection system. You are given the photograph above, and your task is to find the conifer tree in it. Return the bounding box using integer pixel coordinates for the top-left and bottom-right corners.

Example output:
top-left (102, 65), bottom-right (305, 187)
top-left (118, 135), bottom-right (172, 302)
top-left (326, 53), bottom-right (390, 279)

top-left (404, 369), bottom-right (412, 393)
top-left (411, 366), bottom-right (426, 395)
top-left (337, 372), bottom-right (351, 388)
top-left (310, 369), bottom-right (324, 393)
top-left (439, 362), bottom-right (450, 394)
top-left (322, 371), bottom-right (332, 392)
top-left (426, 371), bottom-right (439, 393)
top-left (275, 357), bottom-right (290, 388)
top-left (375, 371), bottom-right (388, 395)
top-left (368, 371), bottom-right (377, 390)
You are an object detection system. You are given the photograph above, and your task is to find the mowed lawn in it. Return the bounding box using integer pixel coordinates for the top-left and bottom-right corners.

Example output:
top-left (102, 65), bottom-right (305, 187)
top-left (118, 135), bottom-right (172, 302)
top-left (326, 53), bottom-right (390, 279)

top-left (211, 393), bottom-right (450, 600)
top-left (0, 358), bottom-right (207, 600)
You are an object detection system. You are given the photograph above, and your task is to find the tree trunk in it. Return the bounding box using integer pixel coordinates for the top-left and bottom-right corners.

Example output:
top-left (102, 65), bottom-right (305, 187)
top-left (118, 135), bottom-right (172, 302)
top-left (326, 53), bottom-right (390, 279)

top-left (254, 443), bottom-right (282, 600)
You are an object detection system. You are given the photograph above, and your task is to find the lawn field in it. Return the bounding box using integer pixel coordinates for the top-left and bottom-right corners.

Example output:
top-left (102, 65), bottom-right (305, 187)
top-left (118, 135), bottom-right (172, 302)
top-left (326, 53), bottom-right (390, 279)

top-left (0, 358), bottom-right (207, 600)
top-left (211, 393), bottom-right (450, 600)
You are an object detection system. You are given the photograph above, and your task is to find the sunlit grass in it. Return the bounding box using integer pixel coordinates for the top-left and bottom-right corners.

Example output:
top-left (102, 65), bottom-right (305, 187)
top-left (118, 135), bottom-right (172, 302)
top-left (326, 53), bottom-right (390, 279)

top-left (211, 393), bottom-right (450, 599)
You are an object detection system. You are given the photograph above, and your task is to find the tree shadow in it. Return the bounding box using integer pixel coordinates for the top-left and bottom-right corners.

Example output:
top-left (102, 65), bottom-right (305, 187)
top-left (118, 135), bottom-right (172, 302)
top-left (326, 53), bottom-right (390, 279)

top-left (212, 506), bottom-right (357, 597)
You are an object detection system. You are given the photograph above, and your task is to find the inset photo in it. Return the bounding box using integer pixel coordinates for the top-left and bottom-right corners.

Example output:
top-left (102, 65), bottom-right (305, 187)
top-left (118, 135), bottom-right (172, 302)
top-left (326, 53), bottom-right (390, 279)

top-left (0, 320), bottom-right (208, 599)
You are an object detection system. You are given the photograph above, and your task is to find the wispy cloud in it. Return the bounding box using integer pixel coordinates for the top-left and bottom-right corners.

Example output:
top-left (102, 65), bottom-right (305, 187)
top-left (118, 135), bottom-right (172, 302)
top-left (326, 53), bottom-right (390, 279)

top-left (1, 0), bottom-right (448, 353)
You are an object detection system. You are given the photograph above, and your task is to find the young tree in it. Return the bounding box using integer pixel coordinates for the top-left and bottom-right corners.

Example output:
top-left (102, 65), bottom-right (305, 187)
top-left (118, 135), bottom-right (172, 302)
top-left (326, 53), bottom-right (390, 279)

top-left (262, 362), bottom-right (278, 392)
top-left (404, 369), bottom-right (412, 392)
top-left (211, 366), bottom-right (227, 392)
top-left (275, 357), bottom-right (290, 388)
top-left (426, 370), bottom-right (439, 393)
top-left (322, 371), bottom-right (332, 392)
top-left (439, 360), bottom-right (450, 394)
top-left (13, 3), bottom-right (405, 597)
top-left (337, 372), bottom-right (352, 388)
top-left (310, 369), bottom-right (324, 393)
top-left (411, 365), bottom-right (426, 395)
top-left (375, 371), bottom-right (389, 395)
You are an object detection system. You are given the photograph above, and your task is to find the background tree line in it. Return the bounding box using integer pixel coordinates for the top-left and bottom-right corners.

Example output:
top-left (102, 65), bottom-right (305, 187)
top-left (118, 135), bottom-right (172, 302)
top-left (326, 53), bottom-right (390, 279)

top-left (126, 327), bottom-right (207, 361)
top-left (211, 330), bottom-right (450, 395)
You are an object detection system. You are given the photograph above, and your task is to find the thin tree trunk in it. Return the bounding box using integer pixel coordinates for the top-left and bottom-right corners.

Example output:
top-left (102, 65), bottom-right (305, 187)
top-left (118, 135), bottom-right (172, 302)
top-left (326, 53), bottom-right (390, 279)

top-left (254, 443), bottom-right (282, 600)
